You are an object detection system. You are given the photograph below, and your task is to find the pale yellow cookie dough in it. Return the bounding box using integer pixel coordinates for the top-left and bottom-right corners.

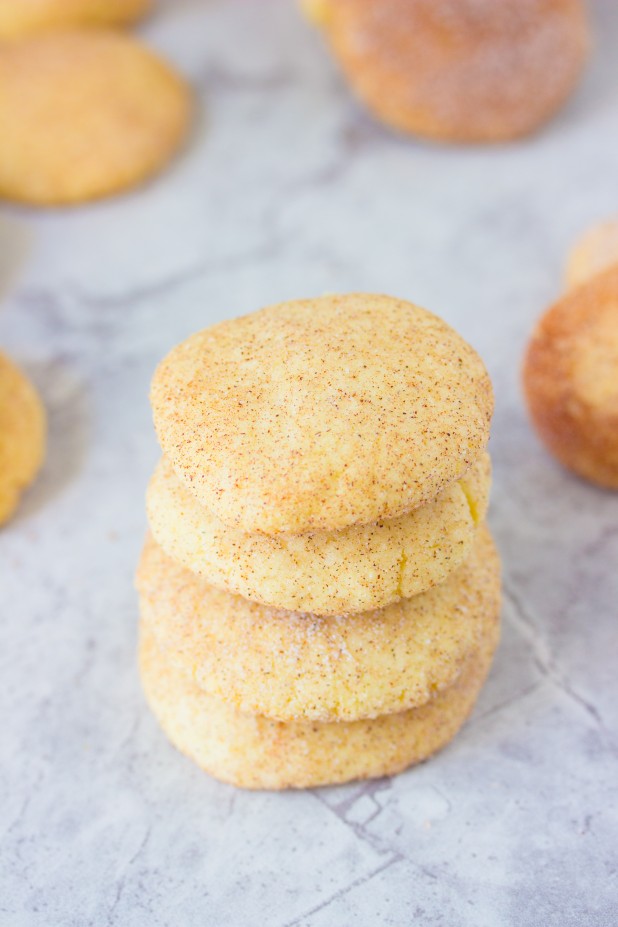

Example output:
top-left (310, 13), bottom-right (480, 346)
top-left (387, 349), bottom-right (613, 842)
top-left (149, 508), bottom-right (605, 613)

top-left (0, 31), bottom-right (191, 206)
top-left (0, 0), bottom-right (151, 40)
top-left (139, 607), bottom-right (500, 789)
top-left (147, 452), bottom-right (491, 615)
top-left (0, 352), bottom-right (45, 524)
top-left (151, 294), bottom-right (493, 536)
top-left (137, 525), bottom-right (501, 722)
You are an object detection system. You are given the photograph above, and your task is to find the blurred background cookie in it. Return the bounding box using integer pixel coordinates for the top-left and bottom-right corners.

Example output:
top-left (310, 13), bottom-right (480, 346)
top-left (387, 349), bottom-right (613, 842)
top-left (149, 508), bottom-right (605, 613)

top-left (0, 0), bottom-right (151, 40)
top-left (305, 0), bottom-right (590, 143)
top-left (0, 351), bottom-right (45, 525)
top-left (523, 229), bottom-right (618, 489)
top-left (0, 30), bottom-right (191, 206)
top-left (565, 219), bottom-right (618, 290)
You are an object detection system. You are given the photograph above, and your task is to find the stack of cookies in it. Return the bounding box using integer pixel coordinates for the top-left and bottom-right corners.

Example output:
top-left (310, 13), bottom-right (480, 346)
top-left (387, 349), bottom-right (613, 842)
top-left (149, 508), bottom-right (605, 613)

top-left (138, 293), bottom-right (501, 790)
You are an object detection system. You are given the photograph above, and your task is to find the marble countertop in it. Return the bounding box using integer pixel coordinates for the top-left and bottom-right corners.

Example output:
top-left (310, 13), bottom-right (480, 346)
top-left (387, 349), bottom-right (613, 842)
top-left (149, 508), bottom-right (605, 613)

top-left (2, 1), bottom-right (617, 924)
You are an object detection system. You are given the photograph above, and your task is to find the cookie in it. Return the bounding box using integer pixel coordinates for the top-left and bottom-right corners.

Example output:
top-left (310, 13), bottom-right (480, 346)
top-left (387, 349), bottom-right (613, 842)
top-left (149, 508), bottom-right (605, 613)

top-left (0, 0), bottom-right (150, 39)
top-left (0, 352), bottom-right (45, 524)
top-left (147, 452), bottom-right (491, 615)
top-left (0, 31), bottom-right (191, 206)
top-left (151, 294), bottom-right (493, 536)
top-left (307, 0), bottom-right (589, 143)
top-left (139, 609), bottom-right (499, 789)
top-left (137, 525), bottom-right (501, 722)
top-left (523, 265), bottom-right (618, 489)
top-left (565, 220), bottom-right (618, 291)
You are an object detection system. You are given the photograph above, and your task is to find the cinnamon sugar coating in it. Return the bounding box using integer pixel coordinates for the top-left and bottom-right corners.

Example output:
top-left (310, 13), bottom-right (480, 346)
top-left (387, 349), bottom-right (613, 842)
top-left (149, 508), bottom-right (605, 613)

top-left (309, 0), bottom-right (590, 143)
top-left (137, 526), bottom-right (501, 723)
top-left (147, 452), bottom-right (491, 615)
top-left (139, 604), bottom-right (500, 790)
top-left (151, 294), bottom-right (493, 536)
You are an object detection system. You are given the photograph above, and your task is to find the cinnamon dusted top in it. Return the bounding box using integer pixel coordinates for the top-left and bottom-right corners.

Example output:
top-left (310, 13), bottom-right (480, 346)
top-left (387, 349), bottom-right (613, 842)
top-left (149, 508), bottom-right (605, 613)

top-left (151, 293), bottom-right (493, 535)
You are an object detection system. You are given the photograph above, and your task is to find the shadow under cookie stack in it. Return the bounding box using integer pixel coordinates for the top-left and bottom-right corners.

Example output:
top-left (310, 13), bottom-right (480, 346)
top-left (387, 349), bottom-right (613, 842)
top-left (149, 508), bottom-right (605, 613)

top-left (137, 293), bottom-right (501, 790)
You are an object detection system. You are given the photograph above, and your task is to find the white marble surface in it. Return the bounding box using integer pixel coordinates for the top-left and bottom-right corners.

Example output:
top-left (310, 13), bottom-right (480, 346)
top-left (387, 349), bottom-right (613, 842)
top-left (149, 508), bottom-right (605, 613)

top-left (1, 1), bottom-right (618, 924)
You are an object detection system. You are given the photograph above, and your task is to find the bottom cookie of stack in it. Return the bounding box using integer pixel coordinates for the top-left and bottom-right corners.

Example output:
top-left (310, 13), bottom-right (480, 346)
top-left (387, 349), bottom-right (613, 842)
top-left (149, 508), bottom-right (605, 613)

top-left (139, 609), bottom-right (499, 790)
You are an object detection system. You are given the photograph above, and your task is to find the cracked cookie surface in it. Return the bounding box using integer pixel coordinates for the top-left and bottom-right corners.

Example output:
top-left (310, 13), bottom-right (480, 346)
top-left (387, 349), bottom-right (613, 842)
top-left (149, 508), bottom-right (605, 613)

top-left (307, 0), bottom-right (590, 143)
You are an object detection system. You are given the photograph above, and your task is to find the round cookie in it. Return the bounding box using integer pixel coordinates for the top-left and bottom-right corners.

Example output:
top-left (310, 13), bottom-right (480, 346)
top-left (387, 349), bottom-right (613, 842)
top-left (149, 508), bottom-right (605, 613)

top-left (0, 31), bottom-right (191, 206)
top-left (308, 0), bottom-right (589, 143)
top-left (0, 0), bottom-right (151, 39)
top-left (523, 265), bottom-right (618, 489)
top-left (151, 294), bottom-right (493, 536)
top-left (137, 526), bottom-right (501, 722)
top-left (565, 220), bottom-right (618, 291)
top-left (139, 612), bottom-right (499, 790)
top-left (0, 352), bottom-right (45, 524)
top-left (147, 452), bottom-right (491, 615)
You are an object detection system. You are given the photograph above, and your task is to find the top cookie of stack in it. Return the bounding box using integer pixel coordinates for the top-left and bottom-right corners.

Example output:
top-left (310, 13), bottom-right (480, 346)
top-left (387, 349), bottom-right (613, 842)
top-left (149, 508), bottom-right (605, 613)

top-left (149, 293), bottom-right (493, 616)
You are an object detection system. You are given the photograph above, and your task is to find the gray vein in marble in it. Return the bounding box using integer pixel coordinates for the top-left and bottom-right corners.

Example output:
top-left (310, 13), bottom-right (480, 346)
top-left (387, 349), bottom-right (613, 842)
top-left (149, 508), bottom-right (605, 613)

top-left (503, 582), bottom-right (614, 748)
